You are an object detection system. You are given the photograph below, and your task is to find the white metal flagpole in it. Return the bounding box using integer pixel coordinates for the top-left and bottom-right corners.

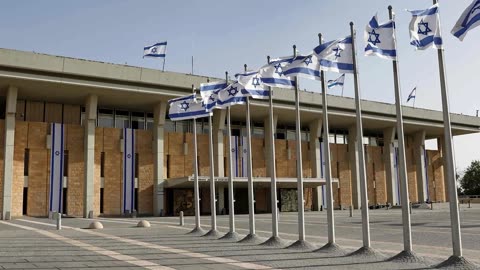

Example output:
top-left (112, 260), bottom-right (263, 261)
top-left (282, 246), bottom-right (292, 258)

top-left (261, 56), bottom-right (286, 247)
top-left (317, 33), bottom-right (339, 252)
top-left (349, 22), bottom-right (373, 254)
top-left (220, 71), bottom-right (241, 241)
top-left (388, 6), bottom-right (416, 260)
top-left (189, 85), bottom-right (205, 235)
top-left (203, 113), bottom-right (220, 237)
top-left (238, 64), bottom-right (260, 243)
top-left (433, 0), bottom-right (475, 267)
top-left (287, 45), bottom-right (316, 250)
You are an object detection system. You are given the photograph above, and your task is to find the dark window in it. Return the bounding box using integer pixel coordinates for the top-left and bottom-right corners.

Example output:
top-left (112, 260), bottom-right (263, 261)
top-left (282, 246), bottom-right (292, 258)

top-left (24, 149), bottom-right (29, 176)
top-left (100, 152), bottom-right (105, 178)
top-left (63, 150), bottom-right (68, 177)
top-left (135, 153), bottom-right (139, 178)
top-left (100, 188), bottom-right (104, 214)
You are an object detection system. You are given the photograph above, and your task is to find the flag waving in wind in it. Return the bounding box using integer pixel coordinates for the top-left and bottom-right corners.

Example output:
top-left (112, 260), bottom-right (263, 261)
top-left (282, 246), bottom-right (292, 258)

top-left (259, 56), bottom-right (295, 89)
top-left (314, 36), bottom-right (354, 74)
top-left (365, 15), bottom-right (397, 60)
top-left (451, 0), bottom-right (480, 41)
top-left (408, 4), bottom-right (443, 50)
top-left (236, 71), bottom-right (270, 99)
top-left (217, 81), bottom-right (249, 108)
top-left (327, 74), bottom-right (345, 89)
top-left (200, 81), bottom-right (227, 112)
top-left (407, 87), bottom-right (416, 103)
top-left (282, 53), bottom-right (321, 80)
top-left (168, 94), bottom-right (211, 121)
top-left (144, 42), bottom-right (167, 58)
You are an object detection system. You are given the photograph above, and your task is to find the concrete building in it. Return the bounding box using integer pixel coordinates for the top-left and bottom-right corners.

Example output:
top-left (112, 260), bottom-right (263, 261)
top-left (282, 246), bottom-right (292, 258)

top-left (0, 48), bottom-right (479, 219)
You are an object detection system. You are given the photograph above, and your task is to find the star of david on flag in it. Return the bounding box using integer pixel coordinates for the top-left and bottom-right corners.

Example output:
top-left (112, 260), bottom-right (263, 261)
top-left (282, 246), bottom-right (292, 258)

top-left (364, 15), bottom-right (397, 60)
top-left (216, 81), bottom-right (249, 108)
top-left (200, 81), bottom-right (227, 112)
top-left (143, 42), bottom-right (167, 58)
top-left (235, 71), bottom-right (270, 99)
top-left (258, 56), bottom-right (295, 89)
top-left (313, 36), bottom-right (354, 74)
top-left (451, 0), bottom-right (480, 41)
top-left (407, 4), bottom-right (443, 50)
top-left (282, 53), bottom-right (321, 81)
top-left (168, 94), bottom-right (211, 121)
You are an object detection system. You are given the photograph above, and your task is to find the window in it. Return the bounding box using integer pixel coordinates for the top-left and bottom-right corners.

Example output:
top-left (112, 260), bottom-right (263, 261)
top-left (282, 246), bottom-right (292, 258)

top-left (131, 112), bottom-right (145, 130)
top-left (100, 152), bottom-right (105, 178)
top-left (63, 150), bottom-right (69, 177)
top-left (252, 127), bottom-right (264, 138)
top-left (146, 113), bottom-right (154, 130)
top-left (115, 110), bottom-right (130, 128)
top-left (98, 109), bottom-right (114, 128)
top-left (24, 149), bottom-right (29, 176)
top-left (286, 130), bottom-right (296, 140)
top-left (164, 119), bottom-right (175, 132)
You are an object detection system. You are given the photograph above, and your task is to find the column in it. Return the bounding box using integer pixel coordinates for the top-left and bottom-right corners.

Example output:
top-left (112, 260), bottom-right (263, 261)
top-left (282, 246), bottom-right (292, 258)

top-left (348, 125), bottom-right (361, 209)
top-left (153, 102), bottom-right (167, 216)
top-left (438, 136), bottom-right (449, 202)
top-left (414, 131), bottom-right (427, 203)
top-left (2, 86), bottom-right (17, 220)
top-left (383, 127), bottom-right (398, 205)
top-left (309, 118), bottom-right (323, 211)
top-left (83, 94), bottom-right (97, 218)
top-left (213, 110), bottom-right (226, 177)
top-left (264, 113), bottom-right (278, 177)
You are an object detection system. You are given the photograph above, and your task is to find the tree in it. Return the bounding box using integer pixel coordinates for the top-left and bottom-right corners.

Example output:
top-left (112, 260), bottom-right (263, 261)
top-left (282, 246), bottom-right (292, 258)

top-left (460, 160), bottom-right (480, 195)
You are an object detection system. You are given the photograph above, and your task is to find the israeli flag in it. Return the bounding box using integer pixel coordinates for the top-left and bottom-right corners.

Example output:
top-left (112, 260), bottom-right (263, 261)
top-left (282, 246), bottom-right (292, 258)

top-left (258, 56), bottom-right (295, 89)
top-left (407, 87), bottom-right (416, 102)
top-left (217, 81), bottom-right (248, 108)
top-left (365, 15), bottom-right (397, 60)
top-left (282, 53), bottom-right (321, 80)
top-left (327, 74), bottom-right (345, 89)
top-left (451, 0), bottom-right (480, 41)
top-left (231, 136), bottom-right (240, 177)
top-left (314, 36), bottom-right (354, 74)
top-left (144, 42), bottom-right (167, 58)
top-left (408, 4), bottom-right (443, 50)
top-left (49, 123), bottom-right (65, 214)
top-left (168, 94), bottom-right (212, 121)
top-left (236, 71), bottom-right (270, 99)
top-left (200, 81), bottom-right (227, 112)
top-left (122, 128), bottom-right (135, 214)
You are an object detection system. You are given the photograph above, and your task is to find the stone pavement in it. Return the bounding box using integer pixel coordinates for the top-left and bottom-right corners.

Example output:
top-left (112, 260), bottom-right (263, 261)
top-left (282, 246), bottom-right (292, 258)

top-left (0, 204), bottom-right (478, 269)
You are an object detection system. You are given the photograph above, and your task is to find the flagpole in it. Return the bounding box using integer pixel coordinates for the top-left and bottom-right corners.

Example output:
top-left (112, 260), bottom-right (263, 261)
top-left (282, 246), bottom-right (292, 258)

top-left (433, 0), bottom-right (467, 263)
top-left (189, 84), bottom-right (205, 235)
top-left (388, 6), bottom-right (415, 258)
top-left (220, 71), bottom-right (240, 240)
top-left (204, 110), bottom-right (220, 237)
top-left (261, 56), bottom-right (286, 247)
top-left (350, 22), bottom-right (373, 252)
top-left (287, 45), bottom-right (315, 250)
top-left (239, 64), bottom-right (260, 243)
top-left (318, 33), bottom-right (338, 250)
top-left (162, 58), bottom-right (166, 72)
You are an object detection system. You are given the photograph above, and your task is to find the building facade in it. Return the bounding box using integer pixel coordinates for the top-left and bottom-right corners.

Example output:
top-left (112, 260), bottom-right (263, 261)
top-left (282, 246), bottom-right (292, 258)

top-left (0, 48), bottom-right (479, 219)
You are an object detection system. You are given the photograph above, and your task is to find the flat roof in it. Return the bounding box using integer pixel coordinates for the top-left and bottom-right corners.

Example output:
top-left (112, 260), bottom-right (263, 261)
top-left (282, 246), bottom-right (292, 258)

top-left (0, 48), bottom-right (479, 138)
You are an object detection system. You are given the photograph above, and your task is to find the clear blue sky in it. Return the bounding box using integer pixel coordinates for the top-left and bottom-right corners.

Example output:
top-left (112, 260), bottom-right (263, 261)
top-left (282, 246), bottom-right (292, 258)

top-left (1, 0), bottom-right (479, 170)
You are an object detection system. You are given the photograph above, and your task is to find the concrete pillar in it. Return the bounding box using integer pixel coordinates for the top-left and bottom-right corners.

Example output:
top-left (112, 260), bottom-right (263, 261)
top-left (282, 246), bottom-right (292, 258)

top-left (264, 113), bottom-right (278, 177)
top-left (83, 94), bottom-right (97, 218)
top-left (218, 185), bottom-right (225, 214)
top-left (383, 127), bottom-right (398, 205)
top-left (348, 125), bottom-right (361, 209)
top-left (438, 136), bottom-right (449, 202)
top-left (153, 102), bottom-right (167, 216)
top-left (212, 110), bottom-right (226, 177)
top-left (2, 86), bottom-right (17, 220)
top-left (309, 118), bottom-right (323, 211)
top-left (414, 131), bottom-right (427, 203)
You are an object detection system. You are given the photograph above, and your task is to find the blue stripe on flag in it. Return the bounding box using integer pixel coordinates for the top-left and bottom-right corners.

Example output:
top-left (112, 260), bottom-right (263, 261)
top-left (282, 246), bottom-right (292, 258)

top-left (283, 67), bottom-right (321, 78)
top-left (200, 84), bottom-right (227, 91)
top-left (49, 124), bottom-right (55, 212)
top-left (320, 60), bottom-right (354, 72)
top-left (260, 77), bottom-right (295, 86)
top-left (168, 94), bottom-right (194, 104)
top-left (144, 42), bottom-right (167, 50)
top-left (364, 44), bottom-right (397, 57)
top-left (410, 36), bottom-right (443, 48)
top-left (410, 6), bottom-right (438, 17)
top-left (169, 110), bottom-right (210, 120)
top-left (144, 54), bottom-right (165, 58)
top-left (453, 13), bottom-right (480, 38)
top-left (58, 124), bottom-right (64, 213)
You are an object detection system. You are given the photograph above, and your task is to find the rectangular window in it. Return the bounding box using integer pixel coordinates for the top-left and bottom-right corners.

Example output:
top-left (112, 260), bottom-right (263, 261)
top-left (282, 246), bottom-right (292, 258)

top-left (286, 130), bottom-right (296, 140)
top-left (63, 150), bottom-right (69, 177)
top-left (98, 108), bottom-right (114, 128)
top-left (146, 113), bottom-right (154, 130)
top-left (252, 127), bottom-right (264, 138)
top-left (115, 110), bottom-right (130, 129)
top-left (135, 153), bottom-right (139, 178)
top-left (131, 112), bottom-right (145, 130)
top-left (164, 120), bottom-right (175, 132)
top-left (24, 149), bottom-right (30, 176)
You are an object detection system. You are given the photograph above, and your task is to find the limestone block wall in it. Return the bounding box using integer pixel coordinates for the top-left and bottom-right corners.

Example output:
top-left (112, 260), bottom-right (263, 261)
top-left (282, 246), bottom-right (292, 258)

top-left (12, 121), bottom-right (27, 217)
top-left (332, 144), bottom-right (352, 208)
top-left (365, 146), bottom-right (387, 206)
top-left (405, 146), bottom-right (419, 203)
top-left (136, 129), bottom-right (153, 215)
top-left (252, 138), bottom-right (266, 177)
top-left (65, 124), bottom-right (84, 217)
top-left (426, 150), bottom-right (446, 202)
top-left (102, 128), bottom-right (122, 215)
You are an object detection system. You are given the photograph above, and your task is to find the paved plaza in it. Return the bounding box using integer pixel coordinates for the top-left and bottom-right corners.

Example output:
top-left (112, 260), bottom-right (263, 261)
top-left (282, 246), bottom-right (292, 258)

top-left (0, 204), bottom-right (479, 269)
